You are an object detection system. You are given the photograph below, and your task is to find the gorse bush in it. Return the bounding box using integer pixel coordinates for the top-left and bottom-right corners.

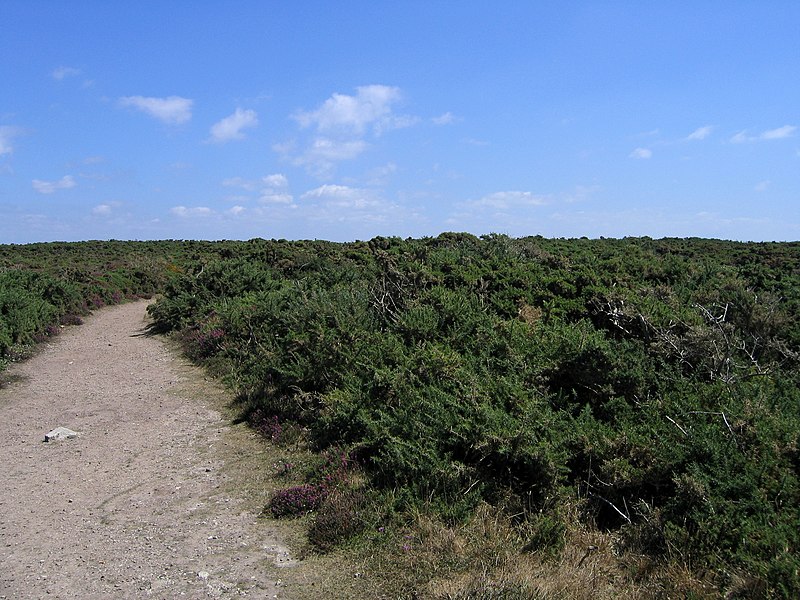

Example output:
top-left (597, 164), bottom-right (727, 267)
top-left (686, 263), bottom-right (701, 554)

top-left (144, 235), bottom-right (800, 595)
top-left (0, 240), bottom-right (199, 364)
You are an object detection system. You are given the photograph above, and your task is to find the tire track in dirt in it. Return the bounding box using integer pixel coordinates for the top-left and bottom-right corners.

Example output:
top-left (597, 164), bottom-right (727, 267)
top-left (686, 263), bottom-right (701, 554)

top-left (0, 300), bottom-right (297, 599)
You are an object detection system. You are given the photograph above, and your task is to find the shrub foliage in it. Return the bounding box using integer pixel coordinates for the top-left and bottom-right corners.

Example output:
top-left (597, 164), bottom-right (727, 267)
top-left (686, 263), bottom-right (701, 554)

top-left (147, 234), bottom-right (800, 596)
top-left (4, 235), bottom-right (798, 595)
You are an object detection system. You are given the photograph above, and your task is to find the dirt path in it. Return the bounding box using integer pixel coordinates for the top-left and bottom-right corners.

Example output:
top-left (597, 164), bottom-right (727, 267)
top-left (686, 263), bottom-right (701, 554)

top-left (0, 300), bottom-right (299, 599)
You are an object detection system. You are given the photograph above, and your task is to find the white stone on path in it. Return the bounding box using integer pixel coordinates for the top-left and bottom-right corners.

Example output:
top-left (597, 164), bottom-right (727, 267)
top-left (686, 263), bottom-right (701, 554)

top-left (44, 427), bottom-right (79, 442)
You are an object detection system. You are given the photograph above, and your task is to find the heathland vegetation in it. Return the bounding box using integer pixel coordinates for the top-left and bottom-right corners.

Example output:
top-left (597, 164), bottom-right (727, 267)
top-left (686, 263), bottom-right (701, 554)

top-left (2, 235), bottom-right (798, 598)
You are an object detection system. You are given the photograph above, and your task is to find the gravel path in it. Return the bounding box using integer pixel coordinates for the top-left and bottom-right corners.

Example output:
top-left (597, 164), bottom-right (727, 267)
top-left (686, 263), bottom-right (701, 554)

top-left (0, 300), bottom-right (296, 599)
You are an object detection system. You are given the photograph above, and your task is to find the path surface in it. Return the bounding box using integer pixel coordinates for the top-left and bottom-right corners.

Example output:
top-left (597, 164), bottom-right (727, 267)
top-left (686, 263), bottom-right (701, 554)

top-left (0, 300), bottom-right (297, 599)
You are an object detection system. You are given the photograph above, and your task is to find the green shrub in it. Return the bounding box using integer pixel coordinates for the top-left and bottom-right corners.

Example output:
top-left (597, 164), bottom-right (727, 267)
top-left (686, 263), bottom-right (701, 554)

top-left (144, 235), bottom-right (800, 596)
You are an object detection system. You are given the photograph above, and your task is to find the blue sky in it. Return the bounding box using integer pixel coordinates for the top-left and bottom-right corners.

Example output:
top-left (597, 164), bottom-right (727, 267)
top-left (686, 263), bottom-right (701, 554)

top-left (1, 2), bottom-right (798, 243)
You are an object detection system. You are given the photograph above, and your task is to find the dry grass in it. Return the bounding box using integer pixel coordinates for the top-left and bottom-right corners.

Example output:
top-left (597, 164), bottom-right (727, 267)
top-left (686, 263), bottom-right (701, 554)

top-left (297, 501), bottom-right (724, 600)
top-left (420, 504), bottom-right (644, 600)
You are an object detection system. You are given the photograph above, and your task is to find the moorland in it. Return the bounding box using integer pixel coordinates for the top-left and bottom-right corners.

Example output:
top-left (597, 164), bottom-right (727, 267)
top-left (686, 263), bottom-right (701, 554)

top-left (1, 235), bottom-right (798, 598)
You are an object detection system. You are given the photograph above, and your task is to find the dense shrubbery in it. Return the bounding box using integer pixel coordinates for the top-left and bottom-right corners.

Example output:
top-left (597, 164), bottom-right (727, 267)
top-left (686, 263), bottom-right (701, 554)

top-left (4, 236), bottom-right (798, 595)
top-left (0, 240), bottom-right (194, 366)
top-left (147, 234), bottom-right (800, 596)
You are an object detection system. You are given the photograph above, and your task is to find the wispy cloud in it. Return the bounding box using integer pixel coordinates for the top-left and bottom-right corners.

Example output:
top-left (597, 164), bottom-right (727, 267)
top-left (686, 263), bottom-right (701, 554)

top-left (32, 175), bottom-right (76, 194)
top-left (91, 201), bottom-right (123, 216)
top-left (629, 147), bottom-right (652, 159)
top-left (208, 108), bottom-right (258, 143)
top-left (754, 180), bottom-right (771, 192)
top-left (447, 189), bottom-right (548, 233)
top-left (761, 125), bottom-right (796, 140)
top-left (304, 137), bottom-right (367, 162)
top-left (302, 184), bottom-right (371, 204)
top-left (731, 125), bottom-right (796, 143)
top-left (280, 137), bottom-right (369, 178)
top-left (300, 184), bottom-right (399, 225)
top-left (687, 125), bottom-right (713, 140)
top-left (170, 205), bottom-right (212, 217)
top-left (222, 173), bottom-right (295, 205)
top-left (365, 162), bottom-right (397, 186)
top-left (432, 112), bottom-right (458, 126)
top-left (471, 191), bottom-right (547, 209)
top-left (730, 130), bottom-right (750, 144)
top-left (222, 176), bottom-right (258, 191)
top-left (0, 126), bottom-right (22, 155)
top-left (92, 204), bottom-right (113, 216)
top-left (51, 66), bottom-right (81, 81)
top-left (119, 95), bottom-right (193, 124)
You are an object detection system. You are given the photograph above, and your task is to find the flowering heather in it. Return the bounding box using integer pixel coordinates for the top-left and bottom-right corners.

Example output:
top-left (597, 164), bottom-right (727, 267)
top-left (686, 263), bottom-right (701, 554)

top-left (60, 314), bottom-right (83, 326)
top-left (308, 488), bottom-right (370, 551)
top-left (183, 326), bottom-right (225, 359)
top-left (274, 460), bottom-right (295, 478)
top-left (311, 447), bottom-right (352, 487)
top-left (268, 484), bottom-right (328, 518)
top-left (252, 412), bottom-right (283, 442)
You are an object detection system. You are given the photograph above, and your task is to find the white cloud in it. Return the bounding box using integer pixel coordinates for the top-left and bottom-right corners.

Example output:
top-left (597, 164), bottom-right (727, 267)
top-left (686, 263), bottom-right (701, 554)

top-left (286, 84), bottom-right (417, 177)
top-left (262, 173), bottom-right (288, 188)
top-left (302, 184), bottom-right (380, 210)
top-left (730, 130), bottom-right (750, 143)
top-left (294, 85), bottom-right (410, 135)
top-left (91, 200), bottom-right (122, 216)
top-left (302, 184), bottom-right (356, 199)
top-left (259, 173), bottom-right (293, 204)
top-left (260, 192), bottom-right (294, 204)
top-left (51, 66), bottom-right (81, 81)
top-left (0, 126), bottom-right (22, 155)
top-left (472, 191), bottom-right (547, 209)
top-left (761, 125), bottom-right (795, 140)
top-left (630, 147), bottom-right (652, 159)
top-left (92, 204), bottom-right (113, 215)
top-left (285, 138), bottom-right (369, 177)
top-left (432, 112), bottom-right (457, 126)
top-left (687, 125), bottom-right (713, 140)
top-left (32, 175), bottom-right (76, 194)
top-left (119, 95), bottom-right (193, 124)
top-left (228, 205), bottom-right (246, 216)
top-left (306, 137), bottom-right (368, 162)
top-left (731, 125), bottom-right (796, 143)
top-left (224, 173), bottom-right (294, 205)
top-left (366, 162), bottom-right (397, 185)
top-left (562, 184), bottom-right (600, 204)
top-left (170, 205), bottom-right (212, 217)
top-left (447, 189), bottom-right (549, 234)
top-left (754, 180), bottom-right (771, 192)
top-left (208, 108), bottom-right (258, 143)
top-left (222, 176), bottom-right (257, 191)
top-left (296, 184), bottom-right (406, 230)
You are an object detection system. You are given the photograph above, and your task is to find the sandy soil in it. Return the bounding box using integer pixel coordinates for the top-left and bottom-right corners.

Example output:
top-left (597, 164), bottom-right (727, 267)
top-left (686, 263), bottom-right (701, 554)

top-left (0, 300), bottom-right (299, 599)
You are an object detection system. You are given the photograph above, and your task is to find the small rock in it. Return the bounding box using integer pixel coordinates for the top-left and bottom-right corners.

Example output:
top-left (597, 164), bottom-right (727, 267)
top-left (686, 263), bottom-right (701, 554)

top-left (44, 427), bottom-right (79, 442)
top-left (198, 571), bottom-right (209, 580)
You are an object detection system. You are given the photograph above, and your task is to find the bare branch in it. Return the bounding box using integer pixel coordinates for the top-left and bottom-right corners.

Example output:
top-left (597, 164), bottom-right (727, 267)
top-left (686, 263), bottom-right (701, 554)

top-left (666, 415), bottom-right (689, 437)
top-left (588, 492), bottom-right (631, 524)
